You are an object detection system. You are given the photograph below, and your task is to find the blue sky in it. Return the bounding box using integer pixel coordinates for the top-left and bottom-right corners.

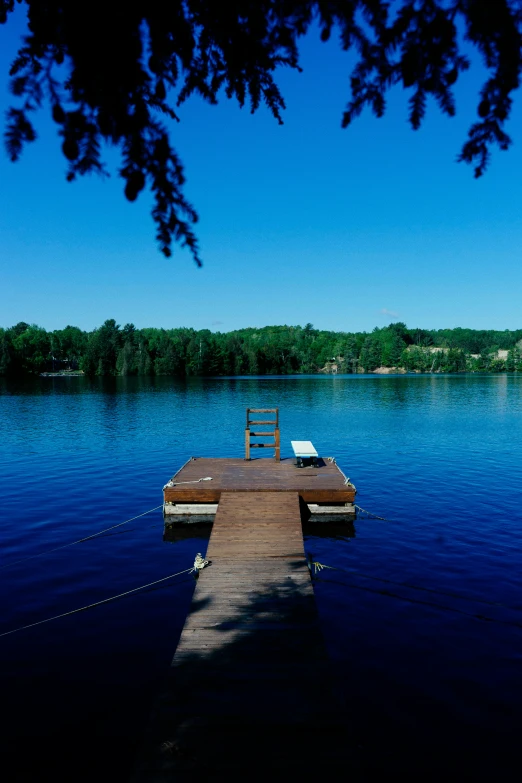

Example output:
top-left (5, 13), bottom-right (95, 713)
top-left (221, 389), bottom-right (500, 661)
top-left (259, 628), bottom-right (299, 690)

top-left (1, 6), bottom-right (521, 334)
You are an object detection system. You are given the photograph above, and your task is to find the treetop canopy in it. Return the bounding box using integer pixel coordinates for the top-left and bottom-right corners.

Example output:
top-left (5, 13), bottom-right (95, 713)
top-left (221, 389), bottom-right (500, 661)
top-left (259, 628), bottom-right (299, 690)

top-left (2, 1), bottom-right (521, 262)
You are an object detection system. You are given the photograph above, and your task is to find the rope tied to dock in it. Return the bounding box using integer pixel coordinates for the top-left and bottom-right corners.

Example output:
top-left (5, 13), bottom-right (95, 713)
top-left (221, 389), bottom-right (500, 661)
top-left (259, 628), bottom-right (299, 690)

top-left (1, 551), bottom-right (210, 638)
top-left (327, 458), bottom-right (356, 490)
top-left (0, 565), bottom-right (195, 638)
top-left (311, 561), bottom-right (335, 575)
top-left (193, 553), bottom-right (209, 572)
top-left (0, 503), bottom-right (165, 571)
top-left (163, 477), bottom-right (213, 489)
top-left (354, 504), bottom-right (389, 521)
top-left (308, 557), bottom-right (522, 628)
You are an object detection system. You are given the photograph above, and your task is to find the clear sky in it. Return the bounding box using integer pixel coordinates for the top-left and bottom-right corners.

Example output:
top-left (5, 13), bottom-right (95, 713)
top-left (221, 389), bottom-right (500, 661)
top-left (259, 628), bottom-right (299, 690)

top-left (1, 6), bottom-right (521, 334)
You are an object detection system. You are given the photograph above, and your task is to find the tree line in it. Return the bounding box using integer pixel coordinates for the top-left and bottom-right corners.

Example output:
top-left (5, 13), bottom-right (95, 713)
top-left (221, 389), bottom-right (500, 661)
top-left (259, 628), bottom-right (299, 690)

top-left (1, 320), bottom-right (522, 378)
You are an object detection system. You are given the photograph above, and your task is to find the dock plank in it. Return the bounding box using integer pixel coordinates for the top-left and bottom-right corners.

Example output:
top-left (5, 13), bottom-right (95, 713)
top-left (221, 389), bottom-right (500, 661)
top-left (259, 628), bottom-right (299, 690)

top-left (131, 491), bottom-right (352, 779)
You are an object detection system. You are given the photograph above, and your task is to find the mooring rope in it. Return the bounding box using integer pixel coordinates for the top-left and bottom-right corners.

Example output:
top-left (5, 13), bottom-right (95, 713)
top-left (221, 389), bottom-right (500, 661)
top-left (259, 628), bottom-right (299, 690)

top-left (0, 563), bottom-right (204, 638)
top-left (309, 559), bottom-right (522, 628)
top-left (327, 457), bottom-right (355, 487)
top-left (1, 462), bottom-right (213, 571)
top-left (326, 457), bottom-right (393, 521)
top-left (163, 477), bottom-right (213, 489)
top-left (328, 457), bottom-right (391, 521)
top-left (0, 503), bottom-right (164, 571)
top-left (315, 573), bottom-right (522, 631)
top-left (310, 561), bottom-right (512, 608)
top-left (193, 553), bottom-right (209, 571)
top-left (354, 504), bottom-right (390, 521)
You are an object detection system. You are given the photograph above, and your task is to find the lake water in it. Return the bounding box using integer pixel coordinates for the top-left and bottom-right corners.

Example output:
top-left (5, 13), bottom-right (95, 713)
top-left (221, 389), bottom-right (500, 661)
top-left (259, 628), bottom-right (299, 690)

top-left (1, 374), bottom-right (521, 781)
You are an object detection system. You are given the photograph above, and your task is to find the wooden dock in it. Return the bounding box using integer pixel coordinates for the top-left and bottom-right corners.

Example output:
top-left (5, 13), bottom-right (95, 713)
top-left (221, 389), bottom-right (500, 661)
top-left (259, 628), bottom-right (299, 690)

top-left (163, 456), bottom-right (356, 505)
top-left (132, 456), bottom-right (356, 778)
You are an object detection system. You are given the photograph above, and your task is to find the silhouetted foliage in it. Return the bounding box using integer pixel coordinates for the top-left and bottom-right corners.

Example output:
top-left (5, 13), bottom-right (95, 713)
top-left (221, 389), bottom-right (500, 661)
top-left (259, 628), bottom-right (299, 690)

top-left (2, 320), bottom-right (522, 377)
top-left (2, 1), bottom-right (521, 261)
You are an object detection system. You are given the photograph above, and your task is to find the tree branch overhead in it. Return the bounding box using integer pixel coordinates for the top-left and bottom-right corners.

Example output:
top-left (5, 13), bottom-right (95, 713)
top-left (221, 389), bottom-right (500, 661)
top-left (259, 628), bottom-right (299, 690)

top-left (2, 1), bottom-right (521, 261)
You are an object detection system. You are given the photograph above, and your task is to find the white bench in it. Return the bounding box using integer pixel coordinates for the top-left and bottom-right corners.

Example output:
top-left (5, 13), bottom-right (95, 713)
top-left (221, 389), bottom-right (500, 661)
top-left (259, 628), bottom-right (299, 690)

top-left (291, 440), bottom-right (319, 468)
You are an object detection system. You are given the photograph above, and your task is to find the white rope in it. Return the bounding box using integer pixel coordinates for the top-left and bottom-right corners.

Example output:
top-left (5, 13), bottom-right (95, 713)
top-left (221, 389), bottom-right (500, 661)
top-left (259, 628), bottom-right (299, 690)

top-left (310, 561), bottom-right (522, 630)
top-left (312, 561), bottom-right (335, 575)
top-left (163, 477), bottom-right (213, 489)
top-left (0, 566), bottom-right (194, 638)
top-left (326, 457), bottom-right (355, 488)
top-left (193, 552), bottom-right (209, 571)
top-left (354, 504), bottom-right (389, 521)
top-left (309, 559), bottom-right (518, 609)
top-left (0, 504), bottom-right (164, 571)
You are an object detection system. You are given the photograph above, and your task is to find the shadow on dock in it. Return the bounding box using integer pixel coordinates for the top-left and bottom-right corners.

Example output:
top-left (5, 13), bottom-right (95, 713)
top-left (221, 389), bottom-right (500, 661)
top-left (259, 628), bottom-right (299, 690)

top-left (132, 490), bottom-right (359, 780)
top-left (130, 572), bottom-right (358, 780)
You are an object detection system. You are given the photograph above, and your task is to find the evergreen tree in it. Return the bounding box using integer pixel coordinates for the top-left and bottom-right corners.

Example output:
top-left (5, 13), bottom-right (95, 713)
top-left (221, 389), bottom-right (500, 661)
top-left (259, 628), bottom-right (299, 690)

top-left (81, 319), bottom-right (121, 376)
top-left (359, 335), bottom-right (381, 372)
top-left (0, 329), bottom-right (13, 375)
top-left (2, 319), bottom-right (522, 378)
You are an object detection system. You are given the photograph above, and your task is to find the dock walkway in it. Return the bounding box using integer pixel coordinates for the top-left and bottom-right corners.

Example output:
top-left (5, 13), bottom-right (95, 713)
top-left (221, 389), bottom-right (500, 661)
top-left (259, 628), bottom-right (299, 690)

top-left (132, 487), bottom-right (353, 779)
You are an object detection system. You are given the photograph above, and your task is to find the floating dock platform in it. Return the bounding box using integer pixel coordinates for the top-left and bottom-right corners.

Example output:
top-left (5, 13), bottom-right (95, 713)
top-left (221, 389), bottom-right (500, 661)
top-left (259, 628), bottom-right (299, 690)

top-left (132, 413), bottom-right (357, 778)
top-left (163, 456), bottom-right (356, 525)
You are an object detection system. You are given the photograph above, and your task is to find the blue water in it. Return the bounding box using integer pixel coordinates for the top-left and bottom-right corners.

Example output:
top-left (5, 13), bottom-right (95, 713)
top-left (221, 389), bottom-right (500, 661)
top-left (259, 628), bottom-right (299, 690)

top-left (1, 374), bottom-right (521, 781)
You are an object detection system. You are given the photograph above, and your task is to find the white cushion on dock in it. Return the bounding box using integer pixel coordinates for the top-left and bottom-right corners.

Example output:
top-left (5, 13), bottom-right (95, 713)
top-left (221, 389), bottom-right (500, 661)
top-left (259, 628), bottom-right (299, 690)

top-left (291, 440), bottom-right (318, 457)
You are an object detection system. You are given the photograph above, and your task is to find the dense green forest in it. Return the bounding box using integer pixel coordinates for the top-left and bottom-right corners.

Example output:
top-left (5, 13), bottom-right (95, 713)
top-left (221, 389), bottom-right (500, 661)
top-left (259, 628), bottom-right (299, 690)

top-left (1, 320), bottom-right (522, 377)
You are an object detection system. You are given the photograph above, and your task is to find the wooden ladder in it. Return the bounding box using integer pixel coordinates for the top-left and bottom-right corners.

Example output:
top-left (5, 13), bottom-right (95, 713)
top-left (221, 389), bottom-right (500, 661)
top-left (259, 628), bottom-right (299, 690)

top-left (245, 408), bottom-right (280, 461)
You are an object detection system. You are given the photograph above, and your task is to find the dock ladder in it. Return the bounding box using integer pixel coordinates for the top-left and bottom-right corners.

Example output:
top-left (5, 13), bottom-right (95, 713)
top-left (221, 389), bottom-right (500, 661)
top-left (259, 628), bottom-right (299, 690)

top-left (245, 408), bottom-right (280, 461)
